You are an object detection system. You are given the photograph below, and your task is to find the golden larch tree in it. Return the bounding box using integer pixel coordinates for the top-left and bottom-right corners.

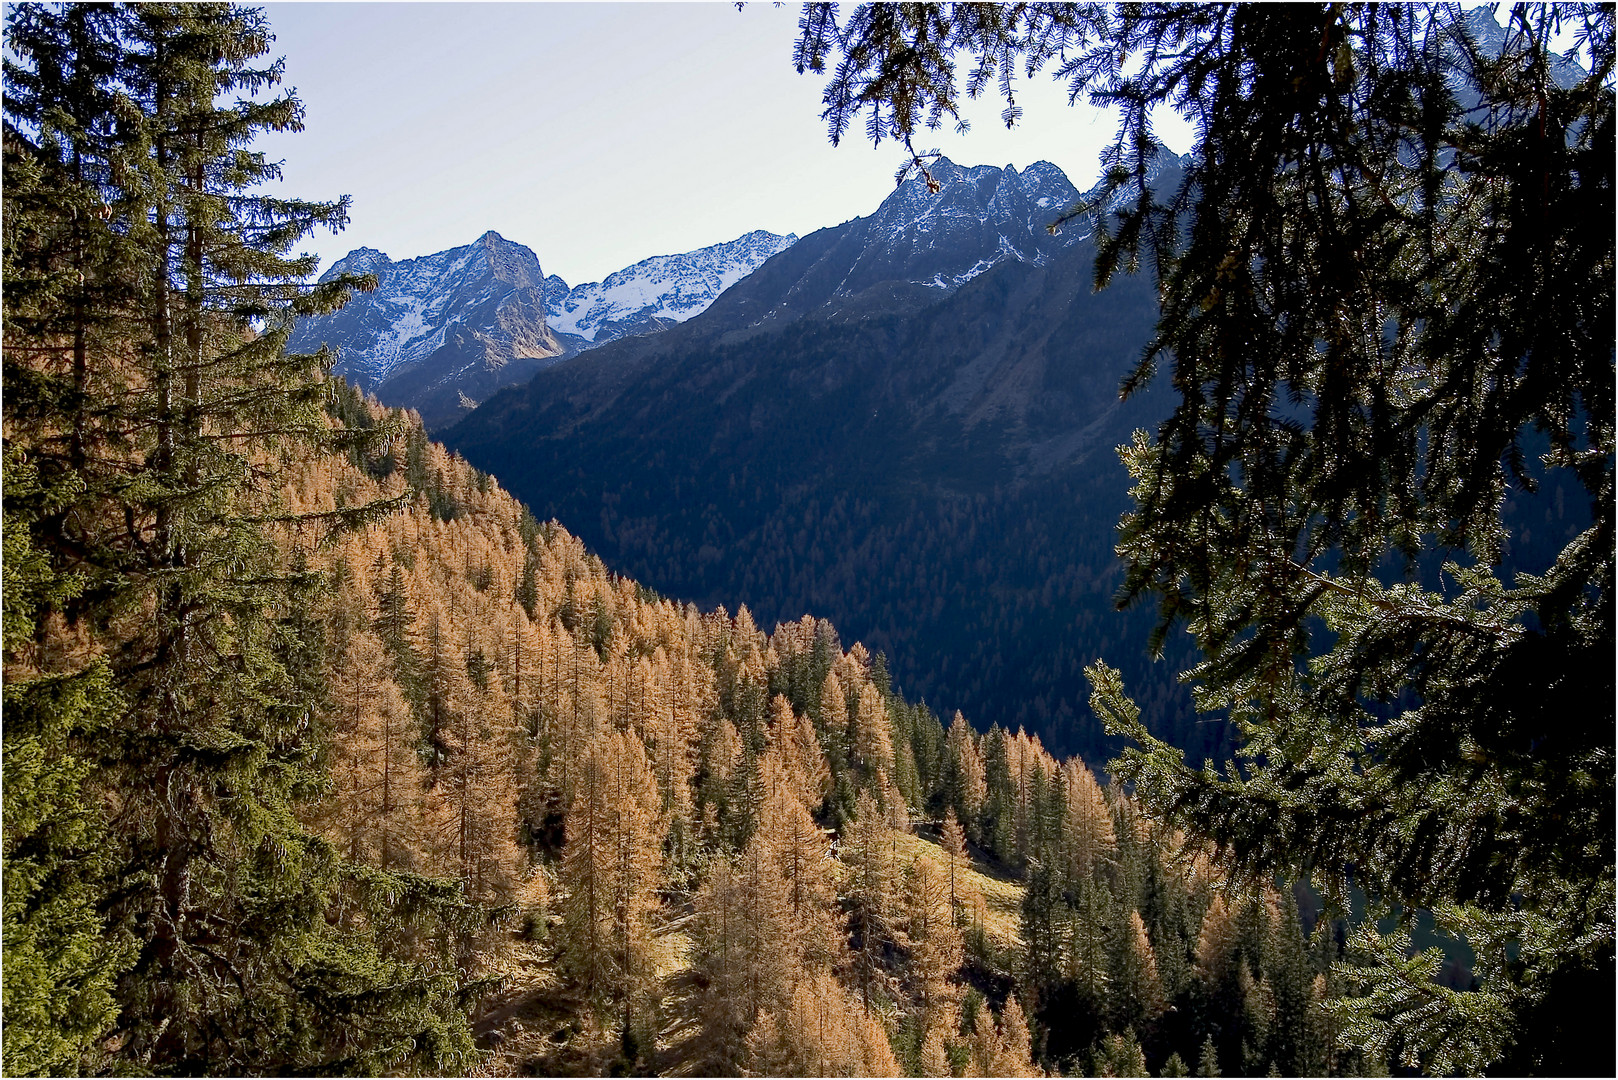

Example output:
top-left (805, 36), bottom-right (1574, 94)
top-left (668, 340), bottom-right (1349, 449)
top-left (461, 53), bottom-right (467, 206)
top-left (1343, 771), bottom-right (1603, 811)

top-left (1061, 758), bottom-right (1117, 885)
top-left (850, 683), bottom-right (894, 800)
top-left (771, 694), bottom-right (831, 811)
top-left (755, 752), bottom-right (840, 973)
top-left (559, 727), bottom-right (665, 1024)
top-left (901, 853), bottom-right (964, 1037)
top-left (940, 808), bottom-right (967, 922)
top-left (744, 971), bottom-right (903, 1077)
top-left (316, 614), bottom-right (428, 872)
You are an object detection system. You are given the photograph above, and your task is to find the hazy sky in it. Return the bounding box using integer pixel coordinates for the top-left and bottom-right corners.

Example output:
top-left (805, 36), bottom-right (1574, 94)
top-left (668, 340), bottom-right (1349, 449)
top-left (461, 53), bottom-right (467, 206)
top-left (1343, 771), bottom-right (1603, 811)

top-left (256, 3), bottom-right (1196, 285)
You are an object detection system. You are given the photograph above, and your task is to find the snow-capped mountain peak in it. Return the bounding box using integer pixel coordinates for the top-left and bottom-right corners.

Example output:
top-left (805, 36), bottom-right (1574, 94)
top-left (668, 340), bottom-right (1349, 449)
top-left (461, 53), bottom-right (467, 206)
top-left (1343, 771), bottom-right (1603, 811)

top-left (544, 229), bottom-right (798, 345)
top-left (835, 156), bottom-right (1084, 292)
top-left (293, 230), bottom-right (550, 391)
top-left (289, 228), bottom-right (798, 428)
top-left (320, 246), bottom-right (392, 282)
top-left (729, 156), bottom-right (1087, 316)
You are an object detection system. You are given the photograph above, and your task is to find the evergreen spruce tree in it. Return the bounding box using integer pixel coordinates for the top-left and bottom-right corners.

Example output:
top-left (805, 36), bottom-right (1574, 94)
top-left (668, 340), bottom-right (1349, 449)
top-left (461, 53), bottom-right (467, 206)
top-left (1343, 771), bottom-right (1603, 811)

top-left (1098, 1027), bottom-right (1149, 1078)
top-left (944, 711), bottom-right (986, 837)
top-left (3, 25), bottom-right (141, 1067)
top-left (796, 4), bottom-right (1613, 1072)
top-left (842, 790), bottom-right (901, 1017)
top-left (1, 454), bottom-right (135, 1076)
top-left (2, 2), bottom-right (139, 477)
top-left (1262, 888), bottom-right (1325, 1077)
top-left (4, 6), bottom-right (473, 1070)
top-left (1019, 857), bottom-right (1064, 1007)
top-left (1110, 908), bottom-right (1168, 1037)
top-left (373, 560), bottom-right (422, 708)
top-left (1065, 871), bottom-right (1114, 1044)
top-left (981, 725), bottom-right (1015, 862)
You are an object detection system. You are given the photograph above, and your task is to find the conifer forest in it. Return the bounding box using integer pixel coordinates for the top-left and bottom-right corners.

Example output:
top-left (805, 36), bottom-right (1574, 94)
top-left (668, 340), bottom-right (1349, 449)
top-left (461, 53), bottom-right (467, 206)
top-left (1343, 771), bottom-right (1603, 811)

top-left (2, 3), bottom-right (1611, 1078)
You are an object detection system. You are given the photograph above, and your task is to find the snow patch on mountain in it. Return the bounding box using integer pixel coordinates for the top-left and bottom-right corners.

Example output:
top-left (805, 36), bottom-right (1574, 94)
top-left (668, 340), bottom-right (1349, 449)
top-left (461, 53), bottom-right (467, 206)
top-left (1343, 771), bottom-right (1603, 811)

top-left (852, 158), bottom-right (1085, 292)
top-left (292, 227), bottom-right (802, 426)
top-left (545, 230), bottom-right (797, 344)
top-left (295, 231), bottom-right (545, 389)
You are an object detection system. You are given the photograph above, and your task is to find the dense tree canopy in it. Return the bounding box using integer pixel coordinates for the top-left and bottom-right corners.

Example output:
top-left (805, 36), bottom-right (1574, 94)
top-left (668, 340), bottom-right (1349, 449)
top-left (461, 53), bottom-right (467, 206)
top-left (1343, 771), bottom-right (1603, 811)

top-left (5, 1), bottom-right (1607, 1073)
top-left (797, 3), bottom-right (1613, 1075)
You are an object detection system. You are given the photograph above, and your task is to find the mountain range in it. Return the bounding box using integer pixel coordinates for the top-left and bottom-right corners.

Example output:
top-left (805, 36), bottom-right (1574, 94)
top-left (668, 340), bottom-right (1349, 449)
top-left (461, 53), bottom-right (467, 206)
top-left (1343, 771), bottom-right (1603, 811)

top-left (321, 146), bottom-right (1576, 762)
top-left (288, 228), bottom-right (795, 429)
top-left (442, 155), bottom-right (1218, 761)
top-left (286, 7), bottom-right (1590, 761)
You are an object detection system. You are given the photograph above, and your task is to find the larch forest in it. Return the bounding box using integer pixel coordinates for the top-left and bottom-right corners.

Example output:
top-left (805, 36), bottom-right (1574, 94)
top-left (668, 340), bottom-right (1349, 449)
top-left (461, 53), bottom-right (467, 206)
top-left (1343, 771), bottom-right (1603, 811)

top-left (2, 4), bottom-right (1612, 1080)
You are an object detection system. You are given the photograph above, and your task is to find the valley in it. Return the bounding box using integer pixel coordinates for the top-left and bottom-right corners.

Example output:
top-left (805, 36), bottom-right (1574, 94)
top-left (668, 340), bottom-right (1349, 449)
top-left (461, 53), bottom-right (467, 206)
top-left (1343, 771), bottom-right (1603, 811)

top-left (437, 156), bottom-right (1217, 763)
top-left (5, 4), bottom-right (1608, 1077)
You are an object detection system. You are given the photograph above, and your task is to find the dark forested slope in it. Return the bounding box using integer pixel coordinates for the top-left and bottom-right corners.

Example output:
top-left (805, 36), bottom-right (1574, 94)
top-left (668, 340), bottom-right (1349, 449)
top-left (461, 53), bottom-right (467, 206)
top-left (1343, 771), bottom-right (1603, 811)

top-left (447, 159), bottom-right (1217, 762)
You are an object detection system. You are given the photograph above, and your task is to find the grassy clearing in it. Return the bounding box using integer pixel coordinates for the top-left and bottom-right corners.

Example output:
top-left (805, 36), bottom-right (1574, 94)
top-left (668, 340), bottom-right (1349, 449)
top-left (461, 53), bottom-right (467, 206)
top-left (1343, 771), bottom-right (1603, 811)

top-left (887, 827), bottom-right (1026, 951)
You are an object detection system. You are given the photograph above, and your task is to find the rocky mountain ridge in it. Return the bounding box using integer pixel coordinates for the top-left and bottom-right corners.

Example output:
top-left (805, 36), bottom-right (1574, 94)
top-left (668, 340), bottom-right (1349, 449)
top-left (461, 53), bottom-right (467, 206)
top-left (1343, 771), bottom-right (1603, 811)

top-left (543, 229), bottom-right (798, 347)
top-left (290, 228), bottom-right (797, 428)
top-left (691, 157), bottom-right (1097, 342)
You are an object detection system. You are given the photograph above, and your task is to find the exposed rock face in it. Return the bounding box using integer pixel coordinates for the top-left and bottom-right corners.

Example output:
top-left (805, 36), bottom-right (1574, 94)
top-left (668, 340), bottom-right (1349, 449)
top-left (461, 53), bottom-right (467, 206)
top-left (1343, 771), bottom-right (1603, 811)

top-left (456, 154), bottom-right (1188, 455)
top-left (291, 229), bottom-right (797, 429)
top-left (288, 230), bottom-right (565, 429)
top-left (694, 158), bottom-right (1090, 338)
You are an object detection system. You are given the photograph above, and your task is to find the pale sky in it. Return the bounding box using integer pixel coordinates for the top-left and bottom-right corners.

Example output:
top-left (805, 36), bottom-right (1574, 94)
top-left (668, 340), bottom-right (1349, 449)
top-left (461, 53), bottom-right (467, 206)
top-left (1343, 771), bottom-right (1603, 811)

top-left (256, 2), bottom-right (1196, 286)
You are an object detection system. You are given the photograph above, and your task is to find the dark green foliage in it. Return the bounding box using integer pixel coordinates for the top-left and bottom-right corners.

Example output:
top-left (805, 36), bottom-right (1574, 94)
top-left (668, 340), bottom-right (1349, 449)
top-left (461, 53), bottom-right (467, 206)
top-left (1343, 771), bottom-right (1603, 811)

top-left (2, 4), bottom-right (479, 1071)
top-left (1, 452), bottom-right (134, 1077)
top-left (796, 6), bottom-right (1611, 1072)
top-left (326, 376), bottom-right (406, 481)
top-left (402, 425), bottom-right (490, 522)
top-left (981, 726), bottom-right (1016, 862)
top-left (985, 743), bottom-right (1336, 1075)
top-left (1095, 1028), bottom-right (1148, 1077)
top-left (373, 561), bottom-right (423, 705)
top-left (1080, 7), bottom-right (1613, 1072)
top-left (515, 551), bottom-right (542, 619)
top-left (0, 660), bottom-right (130, 1077)
top-left (1018, 859), bottom-right (1063, 996)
